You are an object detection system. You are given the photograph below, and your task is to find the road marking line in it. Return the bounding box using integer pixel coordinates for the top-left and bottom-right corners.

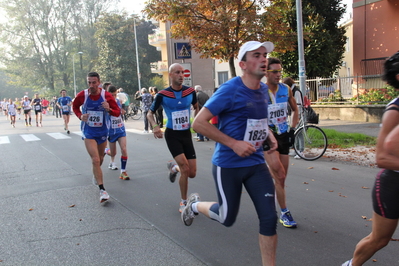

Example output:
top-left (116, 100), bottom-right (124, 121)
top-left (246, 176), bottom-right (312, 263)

top-left (47, 133), bottom-right (71, 139)
top-left (20, 134), bottom-right (40, 142)
top-left (0, 136), bottom-right (10, 144)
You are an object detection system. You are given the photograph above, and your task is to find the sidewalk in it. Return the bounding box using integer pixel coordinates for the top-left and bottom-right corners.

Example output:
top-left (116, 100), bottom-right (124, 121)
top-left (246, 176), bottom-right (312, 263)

top-left (124, 116), bottom-right (381, 138)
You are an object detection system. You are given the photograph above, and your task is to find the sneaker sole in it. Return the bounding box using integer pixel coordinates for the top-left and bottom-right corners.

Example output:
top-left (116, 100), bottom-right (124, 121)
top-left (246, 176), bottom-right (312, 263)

top-left (279, 219), bottom-right (297, 228)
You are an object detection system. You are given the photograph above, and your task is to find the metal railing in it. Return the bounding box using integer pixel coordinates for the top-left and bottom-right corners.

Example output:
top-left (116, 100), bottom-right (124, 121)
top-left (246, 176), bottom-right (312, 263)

top-left (303, 75), bottom-right (387, 103)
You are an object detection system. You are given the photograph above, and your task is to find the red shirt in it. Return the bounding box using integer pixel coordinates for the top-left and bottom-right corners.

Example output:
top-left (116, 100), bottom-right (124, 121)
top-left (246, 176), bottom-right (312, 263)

top-left (42, 99), bottom-right (49, 107)
top-left (72, 88), bottom-right (120, 120)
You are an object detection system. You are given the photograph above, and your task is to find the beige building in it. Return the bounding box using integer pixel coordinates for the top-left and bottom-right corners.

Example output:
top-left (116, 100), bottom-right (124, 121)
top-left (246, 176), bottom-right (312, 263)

top-left (338, 18), bottom-right (354, 78)
top-left (148, 21), bottom-right (215, 95)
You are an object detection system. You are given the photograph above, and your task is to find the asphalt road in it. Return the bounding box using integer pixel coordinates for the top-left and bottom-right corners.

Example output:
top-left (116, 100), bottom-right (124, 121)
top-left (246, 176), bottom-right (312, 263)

top-left (0, 113), bottom-right (397, 265)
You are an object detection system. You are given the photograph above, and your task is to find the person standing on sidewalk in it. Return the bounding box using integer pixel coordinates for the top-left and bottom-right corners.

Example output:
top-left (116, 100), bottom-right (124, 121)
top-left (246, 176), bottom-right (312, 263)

top-left (184, 41), bottom-right (278, 266)
top-left (57, 89), bottom-right (73, 134)
top-left (342, 51), bottom-right (399, 266)
top-left (147, 63), bottom-right (199, 213)
top-left (264, 57), bottom-right (299, 228)
top-left (135, 88), bottom-right (153, 133)
top-left (72, 72), bottom-right (120, 203)
top-left (104, 85), bottom-right (130, 180)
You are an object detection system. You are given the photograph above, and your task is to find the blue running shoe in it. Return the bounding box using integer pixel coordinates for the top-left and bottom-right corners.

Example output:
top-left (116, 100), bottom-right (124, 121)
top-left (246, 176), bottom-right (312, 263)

top-left (280, 211), bottom-right (297, 228)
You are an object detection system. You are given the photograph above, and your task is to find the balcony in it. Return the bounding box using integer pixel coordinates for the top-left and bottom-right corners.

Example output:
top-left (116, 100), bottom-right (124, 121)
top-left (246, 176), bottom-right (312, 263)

top-left (148, 30), bottom-right (166, 46)
top-left (150, 60), bottom-right (168, 74)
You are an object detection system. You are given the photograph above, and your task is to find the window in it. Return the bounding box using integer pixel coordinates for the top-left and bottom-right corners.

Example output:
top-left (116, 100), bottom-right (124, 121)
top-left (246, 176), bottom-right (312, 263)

top-left (346, 37), bottom-right (350, 53)
top-left (218, 71), bottom-right (228, 86)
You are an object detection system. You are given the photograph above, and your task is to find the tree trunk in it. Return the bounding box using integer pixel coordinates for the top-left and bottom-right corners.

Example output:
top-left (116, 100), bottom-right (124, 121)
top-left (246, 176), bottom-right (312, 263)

top-left (229, 56), bottom-right (237, 77)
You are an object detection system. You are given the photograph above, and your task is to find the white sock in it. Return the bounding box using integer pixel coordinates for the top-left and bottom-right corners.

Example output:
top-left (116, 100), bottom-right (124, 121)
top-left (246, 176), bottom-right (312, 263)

top-left (191, 202), bottom-right (199, 214)
top-left (172, 165), bottom-right (178, 173)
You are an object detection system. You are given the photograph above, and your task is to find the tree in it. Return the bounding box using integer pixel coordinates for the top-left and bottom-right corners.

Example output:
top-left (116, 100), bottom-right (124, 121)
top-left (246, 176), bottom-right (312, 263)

top-left (272, 0), bottom-right (347, 78)
top-left (0, 0), bottom-right (113, 92)
top-left (144, 0), bottom-right (294, 77)
top-left (94, 13), bottom-right (161, 95)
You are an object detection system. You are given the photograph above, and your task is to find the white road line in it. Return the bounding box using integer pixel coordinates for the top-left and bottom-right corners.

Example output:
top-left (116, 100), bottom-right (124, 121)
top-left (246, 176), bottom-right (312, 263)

top-left (0, 136), bottom-right (10, 144)
top-left (46, 133), bottom-right (71, 139)
top-left (20, 134), bottom-right (40, 142)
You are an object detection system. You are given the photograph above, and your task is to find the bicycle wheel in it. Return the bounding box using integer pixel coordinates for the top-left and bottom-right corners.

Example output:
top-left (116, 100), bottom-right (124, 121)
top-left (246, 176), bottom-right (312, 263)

top-left (132, 108), bottom-right (142, 120)
top-left (293, 125), bottom-right (328, 161)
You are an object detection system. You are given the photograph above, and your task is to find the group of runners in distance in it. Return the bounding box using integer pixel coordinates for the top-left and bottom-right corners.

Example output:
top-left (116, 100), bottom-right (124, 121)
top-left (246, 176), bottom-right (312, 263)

top-left (3, 40), bottom-right (397, 266)
top-left (0, 91), bottom-right (73, 132)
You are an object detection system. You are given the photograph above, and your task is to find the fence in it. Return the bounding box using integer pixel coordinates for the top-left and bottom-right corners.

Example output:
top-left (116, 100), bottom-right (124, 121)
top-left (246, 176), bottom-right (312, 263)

top-left (305, 75), bottom-right (386, 102)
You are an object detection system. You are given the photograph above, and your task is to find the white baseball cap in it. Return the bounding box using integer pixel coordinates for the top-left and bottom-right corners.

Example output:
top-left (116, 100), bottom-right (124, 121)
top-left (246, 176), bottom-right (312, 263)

top-left (237, 41), bottom-right (274, 62)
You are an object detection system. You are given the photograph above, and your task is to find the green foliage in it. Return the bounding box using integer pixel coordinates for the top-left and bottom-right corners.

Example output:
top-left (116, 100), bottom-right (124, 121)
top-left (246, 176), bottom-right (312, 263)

top-left (149, 76), bottom-right (166, 90)
top-left (317, 89), bottom-right (344, 103)
top-left (0, 0), bottom-right (112, 91)
top-left (94, 13), bottom-right (161, 95)
top-left (273, 0), bottom-right (347, 78)
top-left (350, 86), bottom-right (399, 104)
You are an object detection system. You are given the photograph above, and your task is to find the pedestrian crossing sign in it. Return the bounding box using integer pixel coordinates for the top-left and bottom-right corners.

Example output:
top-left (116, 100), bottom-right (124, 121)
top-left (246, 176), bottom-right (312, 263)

top-left (175, 43), bottom-right (192, 59)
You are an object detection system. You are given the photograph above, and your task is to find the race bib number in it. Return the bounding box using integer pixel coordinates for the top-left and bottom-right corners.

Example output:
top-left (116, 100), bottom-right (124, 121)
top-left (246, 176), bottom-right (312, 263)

top-left (171, 109), bottom-right (190, 130)
top-left (111, 116), bottom-right (123, 129)
top-left (62, 105), bottom-right (69, 112)
top-left (243, 118), bottom-right (269, 150)
top-left (87, 111), bottom-right (103, 127)
top-left (35, 105), bottom-right (41, 111)
top-left (268, 102), bottom-right (288, 134)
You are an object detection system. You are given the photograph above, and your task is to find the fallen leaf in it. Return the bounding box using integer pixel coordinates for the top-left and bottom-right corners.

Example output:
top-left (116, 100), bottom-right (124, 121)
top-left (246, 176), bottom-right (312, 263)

top-left (362, 186), bottom-right (369, 189)
top-left (314, 231), bottom-right (318, 233)
top-left (308, 167), bottom-right (314, 169)
top-left (69, 204), bottom-right (75, 208)
top-left (361, 216), bottom-right (367, 219)
top-left (391, 238), bottom-right (399, 241)
top-left (329, 190), bottom-right (334, 192)
top-left (332, 167), bottom-right (340, 170)
top-left (372, 259), bottom-right (377, 262)
top-left (29, 208), bottom-right (33, 211)
top-left (312, 179), bottom-right (315, 181)
top-left (303, 182), bottom-right (309, 184)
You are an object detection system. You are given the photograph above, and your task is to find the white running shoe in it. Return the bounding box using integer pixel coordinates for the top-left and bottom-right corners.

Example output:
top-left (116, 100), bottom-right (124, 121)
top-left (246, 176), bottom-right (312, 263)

top-left (181, 193), bottom-right (200, 226)
top-left (110, 163), bottom-right (118, 170)
top-left (100, 189), bottom-right (109, 203)
top-left (341, 259), bottom-right (352, 266)
top-left (167, 161), bottom-right (178, 183)
top-left (294, 152), bottom-right (304, 159)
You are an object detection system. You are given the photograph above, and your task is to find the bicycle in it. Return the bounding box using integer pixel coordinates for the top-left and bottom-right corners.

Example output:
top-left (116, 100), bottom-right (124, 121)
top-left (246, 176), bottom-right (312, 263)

top-left (293, 107), bottom-right (328, 161)
top-left (125, 103), bottom-right (142, 120)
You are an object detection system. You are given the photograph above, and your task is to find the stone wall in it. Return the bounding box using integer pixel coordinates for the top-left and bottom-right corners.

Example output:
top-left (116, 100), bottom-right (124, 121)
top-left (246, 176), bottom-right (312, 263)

top-left (311, 105), bottom-right (384, 123)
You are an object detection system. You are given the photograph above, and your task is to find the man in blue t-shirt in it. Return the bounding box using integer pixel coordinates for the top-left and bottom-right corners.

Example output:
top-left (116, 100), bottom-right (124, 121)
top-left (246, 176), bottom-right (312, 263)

top-left (182, 41), bottom-right (279, 265)
top-left (147, 63), bottom-right (199, 214)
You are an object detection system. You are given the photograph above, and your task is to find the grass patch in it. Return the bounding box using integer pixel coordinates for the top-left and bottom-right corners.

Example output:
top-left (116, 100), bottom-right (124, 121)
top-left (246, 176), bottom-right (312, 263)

top-left (323, 128), bottom-right (377, 148)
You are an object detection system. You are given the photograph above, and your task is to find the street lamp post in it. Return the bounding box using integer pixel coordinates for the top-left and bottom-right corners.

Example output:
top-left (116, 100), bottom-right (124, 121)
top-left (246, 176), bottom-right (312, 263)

top-left (73, 51), bottom-right (84, 97)
top-left (133, 18), bottom-right (141, 90)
